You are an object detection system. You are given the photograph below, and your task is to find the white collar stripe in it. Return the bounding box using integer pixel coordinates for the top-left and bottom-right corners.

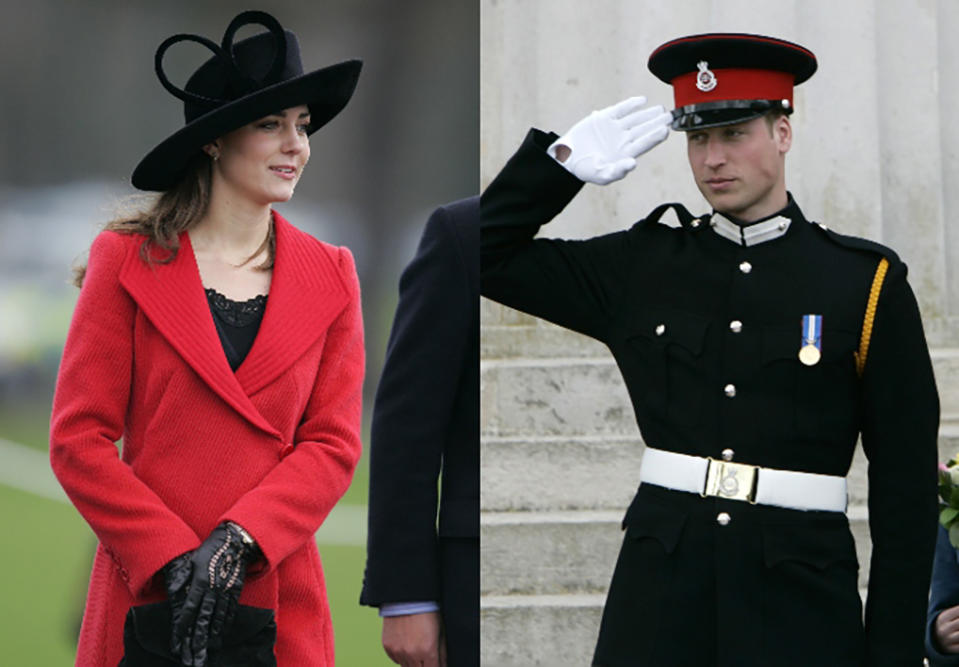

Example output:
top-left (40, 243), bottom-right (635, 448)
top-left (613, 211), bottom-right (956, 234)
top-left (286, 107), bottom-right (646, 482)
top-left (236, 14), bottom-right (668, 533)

top-left (710, 212), bottom-right (792, 247)
top-left (709, 215), bottom-right (745, 244)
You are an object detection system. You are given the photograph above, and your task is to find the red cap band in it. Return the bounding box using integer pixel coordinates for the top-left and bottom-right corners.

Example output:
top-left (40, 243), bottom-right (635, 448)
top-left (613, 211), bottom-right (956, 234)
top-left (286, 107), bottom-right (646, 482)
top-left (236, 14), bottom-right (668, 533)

top-left (672, 68), bottom-right (794, 107)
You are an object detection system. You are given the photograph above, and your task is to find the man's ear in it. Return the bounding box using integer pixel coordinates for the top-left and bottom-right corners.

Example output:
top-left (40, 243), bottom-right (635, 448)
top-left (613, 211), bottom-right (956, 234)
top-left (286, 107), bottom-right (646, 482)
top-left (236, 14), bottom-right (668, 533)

top-left (775, 115), bottom-right (792, 155)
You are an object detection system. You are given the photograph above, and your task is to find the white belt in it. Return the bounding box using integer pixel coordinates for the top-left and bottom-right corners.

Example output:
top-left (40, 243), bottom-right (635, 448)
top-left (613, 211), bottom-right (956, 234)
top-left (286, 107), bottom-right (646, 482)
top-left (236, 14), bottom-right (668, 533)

top-left (638, 447), bottom-right (847, 513)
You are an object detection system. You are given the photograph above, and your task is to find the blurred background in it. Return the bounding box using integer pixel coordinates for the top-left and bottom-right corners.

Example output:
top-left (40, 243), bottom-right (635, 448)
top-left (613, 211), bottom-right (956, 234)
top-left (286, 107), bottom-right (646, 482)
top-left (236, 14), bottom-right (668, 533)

top-left (0, 0), bottom-right (476, 664)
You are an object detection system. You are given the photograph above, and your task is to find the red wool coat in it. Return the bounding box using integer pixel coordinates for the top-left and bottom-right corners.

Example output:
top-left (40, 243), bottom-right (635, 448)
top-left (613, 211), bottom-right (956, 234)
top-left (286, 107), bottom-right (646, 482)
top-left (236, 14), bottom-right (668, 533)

top-left (49, 211), bottom-right (364, 666)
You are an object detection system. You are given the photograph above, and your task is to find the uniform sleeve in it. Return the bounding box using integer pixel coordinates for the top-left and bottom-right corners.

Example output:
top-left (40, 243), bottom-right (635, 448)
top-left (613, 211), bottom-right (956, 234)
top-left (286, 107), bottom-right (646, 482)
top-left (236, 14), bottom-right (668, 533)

top-left (481, 128), bottom-right (633, 341)
top-left (859, 261), bottom-right (940, 665)
top-left (926, 526), bottom-right (959, 666)
top-left (49, 232), bottom-right (202, 596)
top-left (219, 246), bottom-right (364, 573)
top-left (360, 205), bottom-right (472, 606)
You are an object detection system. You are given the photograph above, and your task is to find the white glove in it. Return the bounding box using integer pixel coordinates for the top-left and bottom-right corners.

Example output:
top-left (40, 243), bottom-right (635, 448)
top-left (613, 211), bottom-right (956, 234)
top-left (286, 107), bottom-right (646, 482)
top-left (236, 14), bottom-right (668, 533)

top-left (549, 96), bottom-right (671, 185)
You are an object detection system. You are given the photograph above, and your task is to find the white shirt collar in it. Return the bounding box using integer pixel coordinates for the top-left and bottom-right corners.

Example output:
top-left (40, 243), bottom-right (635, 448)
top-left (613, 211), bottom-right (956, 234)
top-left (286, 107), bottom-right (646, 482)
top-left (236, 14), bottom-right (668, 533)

top-left (709, 211), bottom-right (792, 247)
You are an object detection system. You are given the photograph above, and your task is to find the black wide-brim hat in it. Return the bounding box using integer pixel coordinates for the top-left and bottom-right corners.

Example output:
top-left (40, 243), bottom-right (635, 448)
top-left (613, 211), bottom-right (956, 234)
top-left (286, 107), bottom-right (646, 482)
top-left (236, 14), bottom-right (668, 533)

top-left (132, 10), bottom-right (361, 191)
top-left (648, 33), bottom-right (816, 131)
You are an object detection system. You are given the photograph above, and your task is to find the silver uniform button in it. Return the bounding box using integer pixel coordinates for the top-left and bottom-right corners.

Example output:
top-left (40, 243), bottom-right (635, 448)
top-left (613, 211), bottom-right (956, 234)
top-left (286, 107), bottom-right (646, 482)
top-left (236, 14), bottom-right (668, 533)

top-left (717, 512), bottom-right (731, 526)
top-left (691, 218), bottom-right (701, 228)
top-left (721, 448), bottom-right (734, 461)
top-left (655, 324), bottom-right (666, 336)
top-left (778, 221), bottom-right (787, 231)
top-left (724, 383), bottom-right (736, 398)
top-left (729, 320), bottom-right (743, 333)
top-left (739, 261), bottom-right (752, 274)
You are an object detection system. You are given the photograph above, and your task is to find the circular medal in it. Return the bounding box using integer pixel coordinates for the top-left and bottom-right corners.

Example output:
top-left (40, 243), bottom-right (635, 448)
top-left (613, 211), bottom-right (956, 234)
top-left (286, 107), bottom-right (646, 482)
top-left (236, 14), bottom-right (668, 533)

top-left (798, 344), bottom-right (821, 366)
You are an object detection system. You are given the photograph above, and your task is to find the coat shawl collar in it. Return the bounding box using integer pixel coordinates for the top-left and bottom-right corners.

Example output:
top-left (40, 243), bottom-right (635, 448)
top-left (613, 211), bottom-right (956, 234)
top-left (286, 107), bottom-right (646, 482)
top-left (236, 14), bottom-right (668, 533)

top-left (118, 211), bottom-right (351, 437)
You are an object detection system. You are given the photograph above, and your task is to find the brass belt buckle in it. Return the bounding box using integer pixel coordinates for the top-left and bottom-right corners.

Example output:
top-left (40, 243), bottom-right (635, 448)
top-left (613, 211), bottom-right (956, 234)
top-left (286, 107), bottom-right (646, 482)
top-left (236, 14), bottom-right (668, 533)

top-left (701, 458), bottom-right (758, 504)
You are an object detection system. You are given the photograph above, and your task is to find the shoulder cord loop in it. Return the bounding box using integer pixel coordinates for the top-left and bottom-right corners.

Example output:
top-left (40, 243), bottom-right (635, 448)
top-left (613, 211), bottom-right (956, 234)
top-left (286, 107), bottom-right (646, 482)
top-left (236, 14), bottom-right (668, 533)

top-left (643, 202), bottom-right (696, 228)
top-left (854, 257), bottom-right (889, 378)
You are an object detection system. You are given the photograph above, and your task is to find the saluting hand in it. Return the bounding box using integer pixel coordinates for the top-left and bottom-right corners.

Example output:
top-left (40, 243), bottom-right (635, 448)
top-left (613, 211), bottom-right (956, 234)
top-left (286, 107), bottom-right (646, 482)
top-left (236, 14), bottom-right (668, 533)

top-left (550, 95), bottom-right (672, 185)
top-left (171, 522), bottom-right (260, 667)
top-left (382, 611), bottom-right (447, 667)
top-left (935, 605), bottom-right (959, 654)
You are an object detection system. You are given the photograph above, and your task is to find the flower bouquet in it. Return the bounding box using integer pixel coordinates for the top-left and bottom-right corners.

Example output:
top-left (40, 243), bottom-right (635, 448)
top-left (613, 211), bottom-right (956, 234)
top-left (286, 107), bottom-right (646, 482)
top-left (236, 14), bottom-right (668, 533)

top-left (939, 456), bottom-right (959, 547)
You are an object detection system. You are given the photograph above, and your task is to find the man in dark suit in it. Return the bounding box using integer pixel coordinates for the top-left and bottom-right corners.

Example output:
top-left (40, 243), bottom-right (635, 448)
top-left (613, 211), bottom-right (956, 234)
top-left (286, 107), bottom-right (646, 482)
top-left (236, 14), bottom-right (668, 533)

top-left (361, 197), bottom-right (478, 667)
top-left (481, 34), bottom-right (939, 666)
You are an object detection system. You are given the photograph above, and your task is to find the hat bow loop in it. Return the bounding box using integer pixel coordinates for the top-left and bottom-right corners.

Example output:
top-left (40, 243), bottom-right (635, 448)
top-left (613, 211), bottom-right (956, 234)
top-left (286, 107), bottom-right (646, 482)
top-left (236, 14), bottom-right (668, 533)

top-left (154, 10), bottom-right (288, 113)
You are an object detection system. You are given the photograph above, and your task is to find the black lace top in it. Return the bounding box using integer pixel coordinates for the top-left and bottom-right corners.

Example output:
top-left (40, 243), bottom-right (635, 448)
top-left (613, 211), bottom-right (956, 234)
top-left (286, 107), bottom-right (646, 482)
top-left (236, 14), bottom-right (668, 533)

top-left (205, 288), bottom-right (268, 371)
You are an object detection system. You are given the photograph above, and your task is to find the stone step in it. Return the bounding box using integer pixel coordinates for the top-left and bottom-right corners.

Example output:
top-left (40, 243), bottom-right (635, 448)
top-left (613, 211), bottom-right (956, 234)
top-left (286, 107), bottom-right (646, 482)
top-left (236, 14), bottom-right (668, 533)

top-left (482, 353), bottom-right (959, 437)
top-left (942, 419), bottom-right (959, 457)
top-left (482, 436), bottom-right (642, 511)
top-left (481, 507), bottom-right (873, 598)
top-left (935, 349), bottom-right (959, 418)
top-left (482, 511), bottom-right (621, 597)
top-left (482, 423), bottom-right (959, 512)
top-left (481, 323), bottom-right (607, 361)
top-left (481, 358), bottom-right (634, 438)
top-left (481, 594), bottom-right (604, 667)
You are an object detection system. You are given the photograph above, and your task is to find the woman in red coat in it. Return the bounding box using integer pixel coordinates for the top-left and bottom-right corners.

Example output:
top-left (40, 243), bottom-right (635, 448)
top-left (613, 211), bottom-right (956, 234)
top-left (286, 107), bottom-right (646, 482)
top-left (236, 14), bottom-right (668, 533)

top-left (49, 11), bottom-right (363, 666)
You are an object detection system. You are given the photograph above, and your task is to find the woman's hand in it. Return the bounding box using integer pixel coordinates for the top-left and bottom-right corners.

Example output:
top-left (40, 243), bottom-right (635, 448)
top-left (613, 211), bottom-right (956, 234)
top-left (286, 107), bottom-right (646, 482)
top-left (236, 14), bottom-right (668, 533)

top-left (172, 522), bottom-right (260, 666)
top-left (162, 552), bottom-right (194, 636)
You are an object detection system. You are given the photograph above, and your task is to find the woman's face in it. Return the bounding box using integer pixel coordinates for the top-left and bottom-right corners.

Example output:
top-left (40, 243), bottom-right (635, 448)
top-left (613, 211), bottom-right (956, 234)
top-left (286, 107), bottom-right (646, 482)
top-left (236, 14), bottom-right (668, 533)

top-left (208, 105), bottom-right (311, 206)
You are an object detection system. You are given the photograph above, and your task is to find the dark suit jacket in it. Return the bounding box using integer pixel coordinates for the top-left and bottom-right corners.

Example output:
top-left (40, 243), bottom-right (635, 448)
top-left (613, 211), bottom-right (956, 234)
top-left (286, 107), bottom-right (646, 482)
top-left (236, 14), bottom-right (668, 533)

top-left (481, 129), bottom-right (940, 667)
top-left (361, 198), bottom-right (478, 651)
top-left (927, 526), bottom-right (959, 665)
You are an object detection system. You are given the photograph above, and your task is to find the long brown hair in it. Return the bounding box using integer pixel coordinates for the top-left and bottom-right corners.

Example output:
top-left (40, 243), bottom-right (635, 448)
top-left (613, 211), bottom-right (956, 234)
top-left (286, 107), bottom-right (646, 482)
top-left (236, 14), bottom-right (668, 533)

top-left (73, 154), bottom-right (275, 287)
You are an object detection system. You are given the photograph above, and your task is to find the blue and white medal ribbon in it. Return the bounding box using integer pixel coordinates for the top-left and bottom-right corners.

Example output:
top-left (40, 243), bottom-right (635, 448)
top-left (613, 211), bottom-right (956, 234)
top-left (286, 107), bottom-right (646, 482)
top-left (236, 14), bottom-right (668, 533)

top-left (799, 314), bottom-right (822, 366)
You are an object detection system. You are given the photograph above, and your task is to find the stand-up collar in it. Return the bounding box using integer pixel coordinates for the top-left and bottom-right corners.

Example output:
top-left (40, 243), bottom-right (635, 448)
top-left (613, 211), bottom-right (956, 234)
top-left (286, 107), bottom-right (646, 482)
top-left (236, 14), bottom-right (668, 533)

top-left (709, 194), bottom-right (804, 247)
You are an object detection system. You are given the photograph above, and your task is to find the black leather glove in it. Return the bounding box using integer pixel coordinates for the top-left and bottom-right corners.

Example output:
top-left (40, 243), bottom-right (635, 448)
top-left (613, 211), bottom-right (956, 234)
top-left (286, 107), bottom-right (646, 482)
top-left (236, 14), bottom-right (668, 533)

top-left (172, 522), bottom-right (261, 667)
top-left (162, 552), bottom-right (194, 634)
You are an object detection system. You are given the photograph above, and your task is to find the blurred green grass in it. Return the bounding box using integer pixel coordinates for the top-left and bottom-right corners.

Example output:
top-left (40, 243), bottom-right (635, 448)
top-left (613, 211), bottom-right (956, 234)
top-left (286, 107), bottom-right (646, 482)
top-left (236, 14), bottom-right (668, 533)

top-left (0, 402), bottom-right (392, 666)
top-left (0, 400), bottom-right (52, 450)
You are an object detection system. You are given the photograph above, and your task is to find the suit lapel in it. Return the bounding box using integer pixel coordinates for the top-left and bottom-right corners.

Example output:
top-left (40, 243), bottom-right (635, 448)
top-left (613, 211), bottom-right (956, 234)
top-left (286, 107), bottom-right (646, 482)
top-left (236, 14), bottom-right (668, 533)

top-left (119, 233), bottom-right (280, 438)
top-left (235, 212), bottom-right (351, 396)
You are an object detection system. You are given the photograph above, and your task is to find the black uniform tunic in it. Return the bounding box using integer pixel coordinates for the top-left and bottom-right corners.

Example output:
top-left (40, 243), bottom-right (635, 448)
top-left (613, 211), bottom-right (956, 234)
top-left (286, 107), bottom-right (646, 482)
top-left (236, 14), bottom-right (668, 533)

top-left (481, 129), bottom-right (941, 667)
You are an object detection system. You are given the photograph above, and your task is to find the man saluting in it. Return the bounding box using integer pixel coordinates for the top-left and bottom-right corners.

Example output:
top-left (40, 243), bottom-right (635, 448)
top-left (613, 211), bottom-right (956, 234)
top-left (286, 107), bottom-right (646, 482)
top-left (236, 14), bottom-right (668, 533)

top-left (481, 33), bottom-right (940, 666)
